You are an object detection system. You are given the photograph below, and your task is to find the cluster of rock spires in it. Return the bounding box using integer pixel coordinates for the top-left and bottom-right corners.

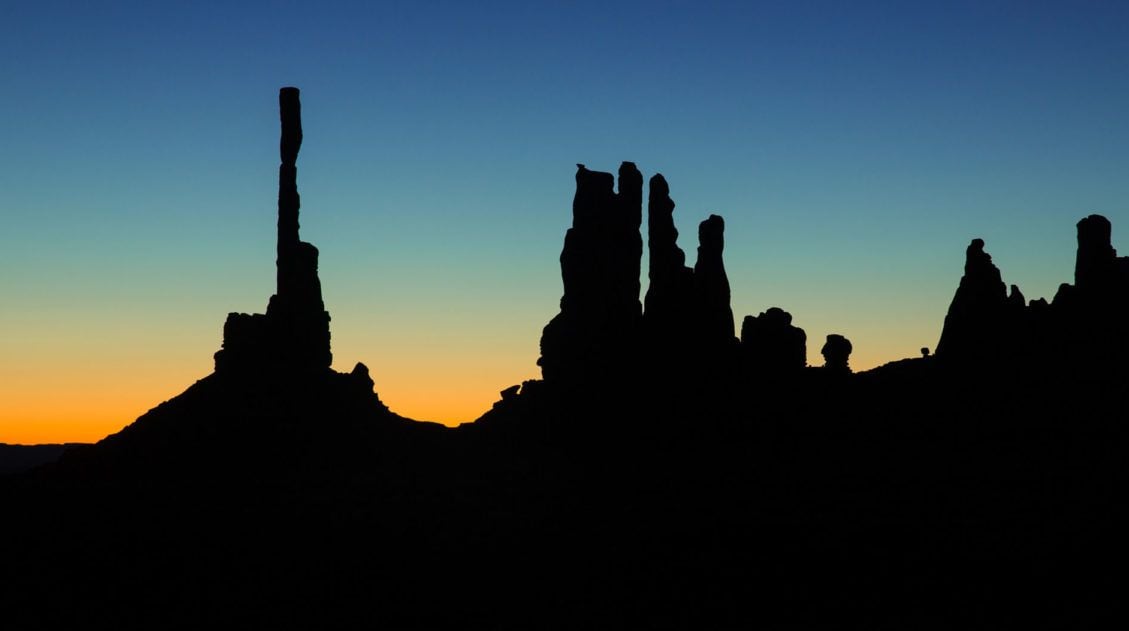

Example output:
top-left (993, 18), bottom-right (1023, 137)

top-left (538, 160), bottom-right (1129, 388)
top-left (936, 213), bottom-right (1129, 372)
top-left (49, 86), bottom-right (1128, 433)
top-left (194, 90), bottom-right (1129, 404)
top-left (8, 87), bottom-right (1127, 629)
top-left (538, 161), bottom-right (843, 387)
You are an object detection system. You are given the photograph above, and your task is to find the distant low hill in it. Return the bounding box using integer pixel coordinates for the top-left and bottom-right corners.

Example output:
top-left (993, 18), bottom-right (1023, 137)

top-left (0, 444), bottom-right (83, 476)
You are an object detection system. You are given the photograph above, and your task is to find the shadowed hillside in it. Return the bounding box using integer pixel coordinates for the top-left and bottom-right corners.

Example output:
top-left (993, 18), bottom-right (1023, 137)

top-left (2, 88), bottom-right (1125, 628)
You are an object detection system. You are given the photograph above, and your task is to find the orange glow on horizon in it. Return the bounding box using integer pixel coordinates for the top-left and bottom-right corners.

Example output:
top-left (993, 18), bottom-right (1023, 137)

top-left (0, 355), bottom-right (540, 444)
top-left (0, 322), bottom-right (924, 445)
top-left (1, 349), bottom-right (925, 444)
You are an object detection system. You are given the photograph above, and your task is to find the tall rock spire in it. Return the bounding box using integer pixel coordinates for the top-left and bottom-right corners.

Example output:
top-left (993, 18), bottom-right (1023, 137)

top-left (1075, 214), bottom-right (1117, 292)
top-left (215, 87), bottom-right (332, 374)
top-left (277, 86), bottom-right (303, 292)
top-left (538, 163), bottom-right (643, 384)
top-left (694, 214), bottom-right (735, 348)
top-left (1053, 214), bottom-right (1129, 368)
top-left (643, 178), bottom-right (736, 357)
top-left (643, 174), bottom-right (694, 337)
top-left (270, 87), bottom-right (326, 318)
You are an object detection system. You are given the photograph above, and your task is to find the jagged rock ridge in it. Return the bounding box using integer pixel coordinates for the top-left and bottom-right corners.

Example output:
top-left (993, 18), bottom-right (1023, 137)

top-left (936, 214), bottom-right (1129, 371)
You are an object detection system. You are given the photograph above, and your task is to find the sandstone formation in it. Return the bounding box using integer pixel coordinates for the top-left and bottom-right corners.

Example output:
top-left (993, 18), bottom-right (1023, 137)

top-left (1054, 214), bottom-right (1129, 367)
top-left (741, 307), bottom-right (807, 372)
top-left (538, 163), bottom-right (644, 383)
top-left (12, 90), bottom-right (1129, 628)
top-left (694, 214), bottom-right (736, 351)
top-left (214, 87), bottom-right (332, 374)
top-left (1075, 214), bottom-right (1120, 291)
top-left (642, 176), bottom-right (737, 359)
top-left (934, 238), bottom-right (1011, 360)
top-left (821, 334), bottom-right (853, 373)
top-left (642, 174), bottom-right (695, 343)
top-left (540, 163), bottom-right (748, 384)
top-left (936, 215), bottom-right (1129, 370)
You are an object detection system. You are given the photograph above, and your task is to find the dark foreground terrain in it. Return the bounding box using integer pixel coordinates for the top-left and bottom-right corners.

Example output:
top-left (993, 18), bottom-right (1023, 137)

top-left (2, 362), bottom-right (1124, 628)
top-left (0, 444), bottom-right (77, 476)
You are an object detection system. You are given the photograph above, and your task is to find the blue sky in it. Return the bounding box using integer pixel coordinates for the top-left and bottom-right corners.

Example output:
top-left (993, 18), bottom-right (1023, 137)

top-left (3, 1), bottom-right (1129, 439)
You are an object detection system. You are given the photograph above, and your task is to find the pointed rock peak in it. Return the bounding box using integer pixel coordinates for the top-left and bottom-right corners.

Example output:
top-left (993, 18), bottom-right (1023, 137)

top-left (936, 235), bottom-right (1012, 359)
top-left (349, 361), bottom-right (376, 392)
top-left (958, 238), bottom-right (1007, 293)
top-left (649, 173), bottom-right (669, 198)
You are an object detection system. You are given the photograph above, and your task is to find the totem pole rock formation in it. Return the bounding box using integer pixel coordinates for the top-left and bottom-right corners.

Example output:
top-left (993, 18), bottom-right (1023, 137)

top-left (214, 87), bottom-right (332, 374)
top-left (538, 163), bottom-right (644, 383)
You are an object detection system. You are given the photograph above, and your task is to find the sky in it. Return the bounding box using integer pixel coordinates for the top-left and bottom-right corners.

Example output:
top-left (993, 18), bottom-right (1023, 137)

top-left (3, 1), bottom-right (1129, 443)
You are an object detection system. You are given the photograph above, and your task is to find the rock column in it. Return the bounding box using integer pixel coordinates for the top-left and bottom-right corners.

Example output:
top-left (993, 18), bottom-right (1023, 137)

top-left (215, 87), bottom-right (332, 374)
top-left (694, 214), bottom-right (736, 349)
top-left (539, 163), bottom-right (644, 384)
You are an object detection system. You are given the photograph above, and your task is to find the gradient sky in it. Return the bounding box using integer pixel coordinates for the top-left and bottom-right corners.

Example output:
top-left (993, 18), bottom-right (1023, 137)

top-left (3, 1), bottom-right (1129, 443)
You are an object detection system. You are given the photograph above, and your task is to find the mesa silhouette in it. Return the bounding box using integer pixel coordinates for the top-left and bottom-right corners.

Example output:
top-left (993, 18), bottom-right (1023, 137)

top-left (3, 88), bottom-right (1124, 627)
